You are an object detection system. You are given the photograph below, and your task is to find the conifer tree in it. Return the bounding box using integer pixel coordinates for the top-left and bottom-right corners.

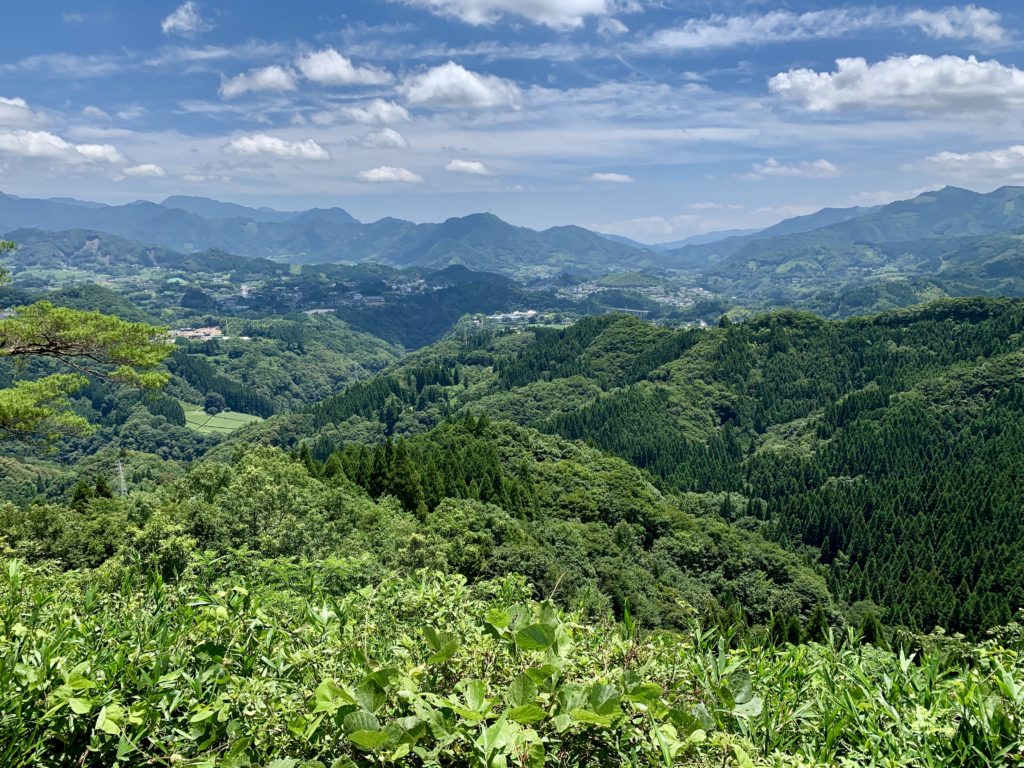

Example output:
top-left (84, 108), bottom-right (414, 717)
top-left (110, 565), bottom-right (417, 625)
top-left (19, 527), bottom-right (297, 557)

top-left (0, 241), bottom-right (170, 439)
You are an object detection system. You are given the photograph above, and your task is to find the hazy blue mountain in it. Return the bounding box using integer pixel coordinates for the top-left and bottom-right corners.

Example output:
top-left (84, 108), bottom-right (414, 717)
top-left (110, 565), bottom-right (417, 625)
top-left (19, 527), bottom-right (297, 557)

top-left (652, 228), bottom-right (764, 250)
top-left (4, 187), bottom-right (1023, 284)
top-left (0, 192), bottom-right (642, 276)
top-left (161, 196), bottom-right (297, 223)
top-left (658, 186), bottom-right (1024, 272)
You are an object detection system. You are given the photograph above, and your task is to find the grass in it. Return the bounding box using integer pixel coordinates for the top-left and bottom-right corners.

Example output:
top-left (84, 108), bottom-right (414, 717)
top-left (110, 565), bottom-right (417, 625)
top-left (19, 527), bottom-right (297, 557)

top-left (181, 402), bottom-right (262, 435)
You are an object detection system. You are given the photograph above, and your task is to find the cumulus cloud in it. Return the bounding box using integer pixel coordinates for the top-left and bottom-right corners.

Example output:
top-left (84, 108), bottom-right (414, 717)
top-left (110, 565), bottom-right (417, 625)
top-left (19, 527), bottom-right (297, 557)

top-left (643, 6), bottom-right (1007, 52)
top-left (396, 0), bottom-right (613, 29)
top-left (0, 129), bottom-right (124, 164)
top-left (446, 159), bottom-right (491, 175)
top-left (400, 62), bottom-right (521, 109)
top-left (587, 172), bottom-right (635, 183)
top-left (0, 97), bottom-right (43, 127)
top-left (296, 48), bottom-right (392, 86)
top-left (357, 166), bottom-right (424, 183)
top-left (922, 145), bottom-right (1024, 179)
top-left (769, 55), bottom-right (1024, 113)
top-left (747, 158), bottom-right (840, 179)
top-left (360, 128), bottom-right (410, 149)
top-left (121, 163), bottom-right (168, 178)
top-left (161, 2), bottom-right (211, 37)
top-left (225, 134), bottom-right (330, 160)
top-left (314, 99), bottom-right (411, 125)
top-left (219, 65), bottom-right (297, 99)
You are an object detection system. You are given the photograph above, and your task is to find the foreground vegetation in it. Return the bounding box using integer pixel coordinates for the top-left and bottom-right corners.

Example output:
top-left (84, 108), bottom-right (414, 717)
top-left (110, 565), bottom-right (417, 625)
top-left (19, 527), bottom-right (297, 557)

top-left (2, 558), bottom-right (1023, 767)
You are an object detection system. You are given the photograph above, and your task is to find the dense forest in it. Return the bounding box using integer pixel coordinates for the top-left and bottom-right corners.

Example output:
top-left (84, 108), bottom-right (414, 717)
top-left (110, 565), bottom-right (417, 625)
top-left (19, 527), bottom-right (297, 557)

top-left (307, 299), bottom-right (1024, 637)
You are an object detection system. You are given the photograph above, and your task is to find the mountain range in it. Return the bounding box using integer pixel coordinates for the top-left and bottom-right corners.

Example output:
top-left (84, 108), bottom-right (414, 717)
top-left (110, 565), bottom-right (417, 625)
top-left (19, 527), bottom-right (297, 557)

top-left (0, 192), bottom-right (640, 276)
top-left (3, 186), bottom-right (1024, 310)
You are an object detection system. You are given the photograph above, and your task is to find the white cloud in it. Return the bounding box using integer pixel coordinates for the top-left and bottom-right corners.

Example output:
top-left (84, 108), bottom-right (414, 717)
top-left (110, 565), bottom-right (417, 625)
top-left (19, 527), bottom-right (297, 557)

top-left (74, 144), bottom-right (125, 163)
top-left (360, 128), bottom-right (410, 149)
top-left (642, 6), bottom-right (1007, 52)
top-left (121, 163), bottom-right (168, 178)
top-left (922, 145), bottom-right (1024, 179)
top-left (219, 65), bottom-right (297, 99)
top-left (0, 97), bottom-right (43, 127)
top-left (0, 129), bottom-right (124, 164)
top-left (117, 106), bottom-right (146, 121)
top-left (400, 62), bottom-right (521, 109)
top-left (747, 158), bottom-right (840, 179)
top-left (597, 17), bottom-right (629, 37)
top-left (225, 134), bottom-right (331, 160)
top-left (770, 55), bottom-right (1024, 113)
top-left (62, 12), bottom-right (84, 24)
top-left (907, 5), bottom-right (1006, 44)
top-left (592, 214), bottom-right (699, 241)
top-left (296, 48), bottom-right (392, 86)
top-left (161, 2), bottom-right (211, 37)
top-left (446, 159), bottom-right (491, 175)
top-left (314, 99), bottom-right (411, 125)
top-left (82, 105), bottom-right (111, 121)
top-left (3, 52), bottom-right (123, 78)
top-left (587, 172), bottom-right (635, 183)
top-left (357, 166), bottom-right (424, 183)
top-left (396, 0), bottom-right (613, 29)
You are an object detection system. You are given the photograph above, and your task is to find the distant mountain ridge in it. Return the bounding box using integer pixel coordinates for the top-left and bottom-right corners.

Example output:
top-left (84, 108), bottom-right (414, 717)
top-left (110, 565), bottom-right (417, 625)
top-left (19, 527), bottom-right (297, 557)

top-left (3, 186), bottom-right (1024, 289)
top-left (0, 192), bottom-right (642, 277)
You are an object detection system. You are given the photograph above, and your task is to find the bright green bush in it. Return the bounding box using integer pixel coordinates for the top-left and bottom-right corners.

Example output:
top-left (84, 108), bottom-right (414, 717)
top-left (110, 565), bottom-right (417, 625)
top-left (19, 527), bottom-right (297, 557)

top-left (2, 557), bottom-right (1022, 767)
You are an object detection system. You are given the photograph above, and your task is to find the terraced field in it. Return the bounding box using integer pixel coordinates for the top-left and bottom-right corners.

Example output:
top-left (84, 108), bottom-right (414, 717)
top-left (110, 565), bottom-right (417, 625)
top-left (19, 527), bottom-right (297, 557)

top-left (181, 402), bottom-right (262, 435)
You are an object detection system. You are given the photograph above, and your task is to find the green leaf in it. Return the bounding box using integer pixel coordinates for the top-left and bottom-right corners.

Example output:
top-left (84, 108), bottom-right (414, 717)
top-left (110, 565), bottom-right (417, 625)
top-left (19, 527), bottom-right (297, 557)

top-left (514, 623), bottom-right (555, 651)
top-left (189, 708), bottom-right (217, 724)
top-left (66, 669), bottom-right (96, 691)
top-left (588, 683), bottom-right (620, 715)
top-left (314, 679), bottom-right (351, 714)
top-left (506, 674), bottom-right (538, 708)
top-left (727, 670), bottom-right (754, 705)
top-left (484, 608), bottom-right (511, 629)
top-left (732, 745), bottom-right (755, 768)
top-left (384, 716), bottom-right (425, 746)
top-left (343, 711), bottom-right (380, 734)
top-left (507, 705), bottom-right (546, 724)
top-left (69, 697), bottom-right (92, 715)
top-left (427, 641), bottom-right (459, 665)
top-left (462, 679), bottom-right (488, 712)
top-left (95, 704), bottom-right (122, 736)
top-left (348, 730), bottom-right (390, 751)
top-left (354, 680), bottom-right (386, 713)
top-left (733, 695), bottom-right (763, 719)
top-left (569, 709), bottom-right (614, 727)
top-left (626, 683), bottom-right (663, 704)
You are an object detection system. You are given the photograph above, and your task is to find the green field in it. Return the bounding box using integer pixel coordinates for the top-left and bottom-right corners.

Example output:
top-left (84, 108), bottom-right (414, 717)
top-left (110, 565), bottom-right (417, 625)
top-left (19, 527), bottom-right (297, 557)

top-left (181, 402), bottom-right (262, 434)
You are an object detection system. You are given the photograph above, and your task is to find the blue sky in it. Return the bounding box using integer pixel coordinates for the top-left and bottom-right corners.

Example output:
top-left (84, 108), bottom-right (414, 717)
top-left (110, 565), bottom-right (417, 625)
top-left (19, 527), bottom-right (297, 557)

top-left (1, 0), bottom-right (1023, 241)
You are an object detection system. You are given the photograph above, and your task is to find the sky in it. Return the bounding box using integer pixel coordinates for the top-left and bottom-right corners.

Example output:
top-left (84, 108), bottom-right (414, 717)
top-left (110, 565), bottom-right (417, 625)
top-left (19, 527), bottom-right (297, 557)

top-left (1, 1), bottom-right (1023, 242)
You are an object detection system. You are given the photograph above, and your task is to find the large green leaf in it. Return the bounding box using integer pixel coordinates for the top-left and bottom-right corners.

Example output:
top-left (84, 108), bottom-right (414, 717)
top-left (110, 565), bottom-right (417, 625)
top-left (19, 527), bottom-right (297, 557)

top-left (514, 624), bottom-right (555, 651)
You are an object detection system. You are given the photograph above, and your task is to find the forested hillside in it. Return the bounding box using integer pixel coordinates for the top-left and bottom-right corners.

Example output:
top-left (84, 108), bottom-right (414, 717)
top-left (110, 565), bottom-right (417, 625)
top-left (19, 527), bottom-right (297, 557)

top-left (307, 298), bottom-right (1024, 636)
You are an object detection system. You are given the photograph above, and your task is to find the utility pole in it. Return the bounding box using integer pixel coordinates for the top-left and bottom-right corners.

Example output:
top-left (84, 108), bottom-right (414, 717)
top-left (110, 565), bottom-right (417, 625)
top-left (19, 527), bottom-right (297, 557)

top-left (117, 459), bottom-right (127, 497)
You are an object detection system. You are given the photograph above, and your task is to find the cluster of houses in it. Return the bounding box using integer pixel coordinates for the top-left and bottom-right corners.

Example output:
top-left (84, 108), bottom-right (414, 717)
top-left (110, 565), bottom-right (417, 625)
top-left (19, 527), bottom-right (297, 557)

top-left (169, 326), bottom-right (226, 341)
